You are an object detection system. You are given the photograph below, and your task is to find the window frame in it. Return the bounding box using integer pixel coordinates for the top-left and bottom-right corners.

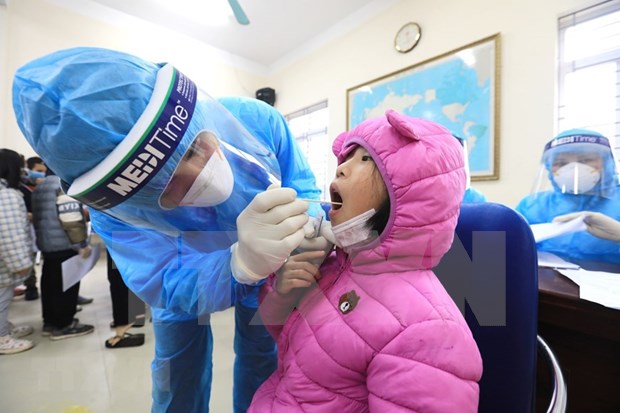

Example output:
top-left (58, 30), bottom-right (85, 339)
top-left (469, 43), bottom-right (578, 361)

top-left (557, 0), bottom-right (620, 166)
top-left (285, 100), bottom-right (330, 198)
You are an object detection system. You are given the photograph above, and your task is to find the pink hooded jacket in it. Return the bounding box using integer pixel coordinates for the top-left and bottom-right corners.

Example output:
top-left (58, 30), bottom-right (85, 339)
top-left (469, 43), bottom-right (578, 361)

top-left (249, 110), bottom-right (483, 412)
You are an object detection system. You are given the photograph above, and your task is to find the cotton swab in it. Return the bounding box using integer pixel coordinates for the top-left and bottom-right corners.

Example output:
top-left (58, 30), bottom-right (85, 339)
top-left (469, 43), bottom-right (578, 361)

top-left (298, 198), bottom-right (342, 206)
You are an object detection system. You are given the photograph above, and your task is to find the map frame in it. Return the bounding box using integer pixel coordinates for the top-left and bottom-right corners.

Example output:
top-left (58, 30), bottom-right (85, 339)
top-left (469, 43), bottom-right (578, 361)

top-left (347, 33), bottom-right (501, 181)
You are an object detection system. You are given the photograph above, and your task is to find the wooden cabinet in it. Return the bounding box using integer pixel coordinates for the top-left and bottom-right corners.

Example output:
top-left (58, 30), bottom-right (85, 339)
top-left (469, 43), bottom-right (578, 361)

top-left (537, 265), bottom-right (620, 413)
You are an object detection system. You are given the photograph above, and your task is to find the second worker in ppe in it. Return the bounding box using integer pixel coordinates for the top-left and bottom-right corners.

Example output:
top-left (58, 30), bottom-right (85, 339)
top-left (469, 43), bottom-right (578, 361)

top-left (516, 129), bottom-right (620, 265)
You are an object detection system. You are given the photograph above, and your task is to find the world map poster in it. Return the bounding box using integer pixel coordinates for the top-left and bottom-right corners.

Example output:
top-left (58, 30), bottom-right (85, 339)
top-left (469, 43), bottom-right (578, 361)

top-left (347, 34), bottom-right (500, 180)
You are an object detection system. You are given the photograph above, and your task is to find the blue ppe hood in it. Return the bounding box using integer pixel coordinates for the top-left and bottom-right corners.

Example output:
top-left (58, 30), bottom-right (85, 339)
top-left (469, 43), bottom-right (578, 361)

top-left (13, 47), bottom-right (283, 231)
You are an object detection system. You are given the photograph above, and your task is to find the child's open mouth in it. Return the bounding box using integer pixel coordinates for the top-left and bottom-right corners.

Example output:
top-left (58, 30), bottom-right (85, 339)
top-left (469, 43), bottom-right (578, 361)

top-left (330, 188), bottom-right (343, 210)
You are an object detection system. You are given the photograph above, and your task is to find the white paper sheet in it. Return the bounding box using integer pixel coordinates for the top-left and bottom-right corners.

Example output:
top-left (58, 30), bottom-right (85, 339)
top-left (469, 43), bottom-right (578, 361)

top-left (558, 268), bottom-right (620, 310)
top-left (61, 243), bottom-right (102, 292)
top-left (537, 251), bottom-right (580, 269)
top-left (530, 215), bottom-right (587, 243)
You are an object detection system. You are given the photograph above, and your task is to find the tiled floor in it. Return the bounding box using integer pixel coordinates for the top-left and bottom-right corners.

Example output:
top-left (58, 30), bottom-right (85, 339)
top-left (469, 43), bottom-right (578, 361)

top-left (1, 239), bottom-right (235, 413)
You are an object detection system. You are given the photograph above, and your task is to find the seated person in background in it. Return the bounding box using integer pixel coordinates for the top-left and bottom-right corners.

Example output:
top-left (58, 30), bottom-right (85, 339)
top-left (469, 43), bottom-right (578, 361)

top-left (249, 111), bottom-right (483, 413)
top-left (516, 129), bottom-right (620, 264)
top-left (453, 134), bottom-right (487, 203)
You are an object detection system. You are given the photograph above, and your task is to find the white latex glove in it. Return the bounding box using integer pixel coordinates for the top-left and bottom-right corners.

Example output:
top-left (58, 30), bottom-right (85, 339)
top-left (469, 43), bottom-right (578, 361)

top-left (553, 211), bottom-right (620, 242)
top-left (295, 218), bottom-right (335, 269)
top-left (298, 216), bottom-right (333, 251)
top-left (302, 215), bottom-right (321, 238)
top-left (231, 184), bottom-right (309, 284)
top-left (319, 220), bottom-right (337, 245)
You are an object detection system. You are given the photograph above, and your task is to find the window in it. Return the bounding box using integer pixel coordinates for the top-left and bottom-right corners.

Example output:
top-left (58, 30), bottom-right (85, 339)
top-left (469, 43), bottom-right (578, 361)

top-left (286, 101), bottom-right (330, 198)
top-left (558, 0), bottom-right (620, 166)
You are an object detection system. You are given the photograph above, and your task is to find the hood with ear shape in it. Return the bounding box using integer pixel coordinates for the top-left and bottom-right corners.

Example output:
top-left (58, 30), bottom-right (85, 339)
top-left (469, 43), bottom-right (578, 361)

top-left (332, 110), bottom-right (421, 160)
top-left (332, 109), bottom-right (466, 272)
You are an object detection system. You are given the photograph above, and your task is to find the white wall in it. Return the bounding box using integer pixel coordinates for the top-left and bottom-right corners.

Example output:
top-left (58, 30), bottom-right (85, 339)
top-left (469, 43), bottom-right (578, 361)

top-left (0, 0), bottom-right (267, 157)
top-left (2, 0), bottom-right (600, 208)
top-left (270, 0), bottom-right (594, 208)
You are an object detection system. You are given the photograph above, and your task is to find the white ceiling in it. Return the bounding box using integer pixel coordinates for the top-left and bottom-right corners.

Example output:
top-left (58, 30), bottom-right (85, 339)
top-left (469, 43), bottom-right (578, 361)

top-left (48, 0), bottom-right (399, 73)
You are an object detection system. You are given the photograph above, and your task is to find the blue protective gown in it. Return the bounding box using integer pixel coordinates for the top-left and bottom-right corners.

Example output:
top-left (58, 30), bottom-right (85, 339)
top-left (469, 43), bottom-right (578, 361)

top-left (92, 96), bottom-right (321, 412)
top-left (516, 130), bottom-right (620, 265)
top-left (516, 190), bottom-right (620, 264)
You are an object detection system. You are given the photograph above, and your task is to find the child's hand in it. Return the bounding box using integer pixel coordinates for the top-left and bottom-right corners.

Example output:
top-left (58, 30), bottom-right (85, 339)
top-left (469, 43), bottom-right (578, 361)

top-left (275, 250), bottom-right (325, 295)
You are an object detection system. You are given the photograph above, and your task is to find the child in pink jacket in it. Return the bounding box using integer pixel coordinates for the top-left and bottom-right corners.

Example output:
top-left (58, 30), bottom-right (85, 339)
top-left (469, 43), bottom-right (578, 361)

top-left (249, 110), bottom-right (483, 412)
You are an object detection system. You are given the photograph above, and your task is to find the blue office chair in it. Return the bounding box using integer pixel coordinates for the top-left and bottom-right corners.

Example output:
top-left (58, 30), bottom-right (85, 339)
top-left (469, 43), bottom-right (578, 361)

top-left (435, 202), bottom-right (566, 413)
top-left (321, 203), bottom-right (331, 220)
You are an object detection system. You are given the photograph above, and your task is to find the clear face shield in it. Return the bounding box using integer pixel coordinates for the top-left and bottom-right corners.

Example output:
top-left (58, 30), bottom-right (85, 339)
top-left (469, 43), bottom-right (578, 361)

top-left (159, 130), bottom-right (232, 209)
top-left (531, 134), bottom-right (619, 199)
top-left (65, 64), bottom-right (281, 232)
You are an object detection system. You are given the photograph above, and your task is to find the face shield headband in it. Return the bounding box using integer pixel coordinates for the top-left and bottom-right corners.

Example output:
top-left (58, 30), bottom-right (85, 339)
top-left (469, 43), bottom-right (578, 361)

top-left (66, 64), bottom-right (281, 231)
top-left (538, 134), bottom-right (618, 198)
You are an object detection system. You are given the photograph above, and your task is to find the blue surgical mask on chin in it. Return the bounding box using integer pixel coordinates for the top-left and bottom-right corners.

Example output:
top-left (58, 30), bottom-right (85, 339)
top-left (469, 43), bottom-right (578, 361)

top-left (28, 170), bottom-right (45, 180)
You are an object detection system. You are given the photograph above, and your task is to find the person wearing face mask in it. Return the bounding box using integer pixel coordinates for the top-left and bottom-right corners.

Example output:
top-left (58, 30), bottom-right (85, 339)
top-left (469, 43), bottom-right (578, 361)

top-left (26, 157), bottom-right (47, 185)
top-left (0, 148), bottom-right (35, 354)
top-left (14, 156), bottom-right (45, 301)
top-left (19, 156), bottom-right (94, 306)
top-left (249, 110), bottom-right (482, 412)
top-left (12, 47), bottom-right (324, 413)
top-left (515, 129), bottom-right (620, 265)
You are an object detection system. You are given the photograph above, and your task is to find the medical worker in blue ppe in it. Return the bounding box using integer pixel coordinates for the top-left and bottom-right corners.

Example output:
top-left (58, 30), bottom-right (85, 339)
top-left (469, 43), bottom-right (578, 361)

top-left (516, 129), bottom-right (620, 265)
top-left (453, 135), bottom-right (487, 203)
top-left (12, 47), bottom-right (329, 413)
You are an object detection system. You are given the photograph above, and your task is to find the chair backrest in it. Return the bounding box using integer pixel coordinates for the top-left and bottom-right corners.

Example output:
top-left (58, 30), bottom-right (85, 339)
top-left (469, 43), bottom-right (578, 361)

top-left (435, 202), bottom-right (539, 413)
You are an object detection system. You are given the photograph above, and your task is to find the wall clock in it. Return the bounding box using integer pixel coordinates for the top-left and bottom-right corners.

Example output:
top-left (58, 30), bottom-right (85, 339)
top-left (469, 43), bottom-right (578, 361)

top-left (394, 22), bottom-right (422, 53)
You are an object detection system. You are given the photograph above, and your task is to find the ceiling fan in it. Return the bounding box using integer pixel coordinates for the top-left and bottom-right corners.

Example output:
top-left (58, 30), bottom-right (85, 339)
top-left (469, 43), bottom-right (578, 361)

top-left (227, 0), bottom-right (249, 25)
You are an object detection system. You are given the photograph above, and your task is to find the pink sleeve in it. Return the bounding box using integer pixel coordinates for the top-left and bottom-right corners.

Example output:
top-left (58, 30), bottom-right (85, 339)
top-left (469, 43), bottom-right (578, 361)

top-left (258, 274), bottom-right (299, 340)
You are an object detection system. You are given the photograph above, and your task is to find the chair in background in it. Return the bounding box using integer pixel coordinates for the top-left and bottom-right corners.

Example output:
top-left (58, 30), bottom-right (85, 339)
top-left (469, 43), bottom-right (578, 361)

top-left (435, 202), bottom-right (567, 413)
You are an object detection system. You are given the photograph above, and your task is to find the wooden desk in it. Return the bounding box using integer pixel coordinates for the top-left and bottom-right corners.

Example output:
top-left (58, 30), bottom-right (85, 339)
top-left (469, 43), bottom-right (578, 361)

top-left (537, 263), bottom-right (620, 413)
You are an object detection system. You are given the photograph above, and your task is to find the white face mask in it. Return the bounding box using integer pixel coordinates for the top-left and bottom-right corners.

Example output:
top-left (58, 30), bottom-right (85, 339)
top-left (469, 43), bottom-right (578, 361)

top-left (553, 162), bottom-right (601, 194)
top-left (331, 208), bottom-right (376, 251)
top-left (179, 151), bottom-right (234, 207)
